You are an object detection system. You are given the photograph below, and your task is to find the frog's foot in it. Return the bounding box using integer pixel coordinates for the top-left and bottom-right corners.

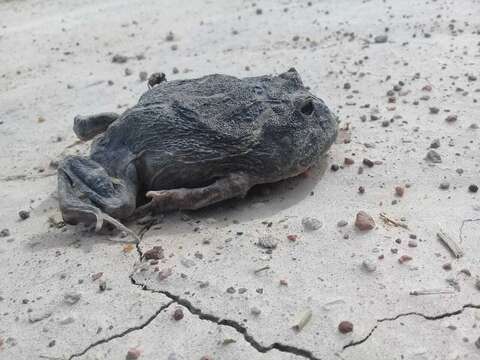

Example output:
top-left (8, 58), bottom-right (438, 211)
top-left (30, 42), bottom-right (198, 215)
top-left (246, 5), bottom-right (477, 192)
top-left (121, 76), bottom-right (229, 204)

top-left (140, 173), bottom-right (252, 213)
top-left (73, 112), bottom-right (119, 141)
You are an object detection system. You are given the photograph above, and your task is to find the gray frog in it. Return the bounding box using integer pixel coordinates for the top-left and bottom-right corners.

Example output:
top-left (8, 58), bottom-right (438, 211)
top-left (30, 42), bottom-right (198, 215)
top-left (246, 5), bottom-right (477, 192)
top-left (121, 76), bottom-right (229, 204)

top-left (58, 68), bottom-right (337, 240)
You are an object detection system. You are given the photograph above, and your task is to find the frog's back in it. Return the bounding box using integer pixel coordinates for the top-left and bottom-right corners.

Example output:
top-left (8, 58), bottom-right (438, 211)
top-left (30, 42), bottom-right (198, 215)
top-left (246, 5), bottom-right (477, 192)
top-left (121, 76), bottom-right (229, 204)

top-left (94, 71), bottom-right (336, 190)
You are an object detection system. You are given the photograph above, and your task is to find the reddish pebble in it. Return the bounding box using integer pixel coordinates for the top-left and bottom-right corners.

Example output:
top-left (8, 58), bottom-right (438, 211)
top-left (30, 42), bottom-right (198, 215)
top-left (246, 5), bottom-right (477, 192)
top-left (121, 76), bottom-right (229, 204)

top-left (287, 234), bottom-right (298, 241)
top-left (200, 357), bottom-right (213, 360)
top-left (279, 279), bottom-right (288, 286)
top-left (395, 186), bottom-right (404, 197)
top-left (338, 321), bottom-right (354, 334)
top-left (422, 85), bottom-right (432, 91)
top-left (126, 348), bottom-right (141, 360)
top-left (355, 211), bottom-right (375, 231)
top-left (173, 307), bottom-right (184, 321)
top-left (445, 114), bottom-right (457, 123)
top-left (143, 246), bottom-right (164, 260)
top-left (344, 157), bottom-right (355, 165)
top-left (398, 255), bottom-right (413, 264)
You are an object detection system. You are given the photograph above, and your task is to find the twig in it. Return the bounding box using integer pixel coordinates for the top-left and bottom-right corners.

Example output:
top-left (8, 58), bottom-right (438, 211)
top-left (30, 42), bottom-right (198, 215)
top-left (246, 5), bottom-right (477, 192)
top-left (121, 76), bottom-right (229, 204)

top-left (437, 229), bottom-right (463, 258)
top-left (379, 213), bottom-right (409, 229)
top-left (410, 288), bottom-right (455, 296)
top-left (254, 265), bottom-right (270, 274)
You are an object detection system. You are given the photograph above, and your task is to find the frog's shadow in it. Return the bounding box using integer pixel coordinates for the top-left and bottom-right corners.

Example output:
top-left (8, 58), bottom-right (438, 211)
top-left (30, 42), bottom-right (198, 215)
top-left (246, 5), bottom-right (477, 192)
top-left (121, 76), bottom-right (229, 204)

top-left (27, 156), bottom-right (328, 250)
top-left (146, 156), bottom-right (329, 236)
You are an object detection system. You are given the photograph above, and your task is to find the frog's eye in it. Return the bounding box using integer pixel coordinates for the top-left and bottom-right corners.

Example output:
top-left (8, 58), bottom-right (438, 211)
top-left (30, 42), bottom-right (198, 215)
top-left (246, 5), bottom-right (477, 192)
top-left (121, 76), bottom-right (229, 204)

top-left (300, 99), bottom-right (314, 115)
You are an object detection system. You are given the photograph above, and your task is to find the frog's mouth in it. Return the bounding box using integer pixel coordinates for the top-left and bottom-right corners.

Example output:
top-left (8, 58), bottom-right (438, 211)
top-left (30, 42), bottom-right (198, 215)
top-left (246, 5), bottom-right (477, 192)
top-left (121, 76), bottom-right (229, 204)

top-left (57, 156), bottom-right (140, 242)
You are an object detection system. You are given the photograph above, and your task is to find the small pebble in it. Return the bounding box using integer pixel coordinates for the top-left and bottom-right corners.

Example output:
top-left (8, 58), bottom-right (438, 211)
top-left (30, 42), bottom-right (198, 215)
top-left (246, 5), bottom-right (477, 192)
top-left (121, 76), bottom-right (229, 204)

top-left (111, 54), bottom-right (128, 63)
top-left (173, 308), bottom-right (184, 321)
top-left (429, 107), bottom-right (440, 114)
top-left (442, 263), bottom-right (452, 271)
top-left (430, 139), bottom-right (440, 148)
top-left (469, 184), bottom-right (479, 193)
top-left (257, 235), bottom-right (278, 249)
top-left (126, 348), bottom-right (141, 360)
top-left (439, 181), bottom-right (450, 190)
top-left (395, 186), bottom-right (404, 197)
top-left (355, 211), bottom-right (375, 231)
top-left (398, 255), bottom-right (413, 264)
top-left (362, 259), bottom-right (377, 272)
top-left (338, 321), bottom-right (354, 334)
top-left (445, 114), bottom-right (458, 123)
top-left (425, 150), bottom-right (442, 163)
top-left (0, 228), bottom-right (10, 237)
top-left (18, 210), bottom-right (30, 220)
top-left (344, 157), bottom-right (354, 165)
top-left (362, 158), bottom-right (374, 167)
top-left (408, 240), bottom-right (418, 248)
top-left (143, 246), bottom-right (164, 260)
top-left (302, 217), bottom-right (322, 231)
top-left (99, 280), bottom-right (107, 292)
top-left (331, 164), bottom-right (339, 171)
top-left (374, 34), bottom-right (388, 43)
top-left (337, 220), bottom-right (348, 227)
top-left (358, 186), bottom-right (365, 194)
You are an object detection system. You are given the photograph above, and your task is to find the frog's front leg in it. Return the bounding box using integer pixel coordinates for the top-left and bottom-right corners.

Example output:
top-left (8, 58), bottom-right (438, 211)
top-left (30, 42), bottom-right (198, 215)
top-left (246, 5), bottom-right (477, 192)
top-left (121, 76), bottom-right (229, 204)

top-left (73, 112), bottom-right (119, 141)
top-left (139, 173), bottom-right (253, 213)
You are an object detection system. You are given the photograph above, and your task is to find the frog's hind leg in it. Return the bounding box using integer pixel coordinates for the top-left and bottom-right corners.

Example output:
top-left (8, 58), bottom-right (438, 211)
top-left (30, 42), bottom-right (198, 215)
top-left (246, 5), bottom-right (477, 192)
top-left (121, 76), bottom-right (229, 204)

top-left (73, 112), bottom-right (119, 141)
top-left (138, 173), bottom-right (253, 214)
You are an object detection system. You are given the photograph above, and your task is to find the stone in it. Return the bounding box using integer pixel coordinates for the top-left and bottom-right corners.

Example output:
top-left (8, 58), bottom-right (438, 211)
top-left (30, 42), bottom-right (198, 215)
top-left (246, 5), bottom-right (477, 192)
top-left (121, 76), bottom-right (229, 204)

top-left (445, 114), bottom-right (457, 123)
top-left (64, 292), bottom-right (81, 305)
top-left (172, 308), bottom-right (184, 321)
top-left (337, 220), bottom-right (348, 227)
top-left (126, 348), bottom-right (141, 360)
top-left (302, 217), bottom-right (323, 231)
top-left (469, 184), bottom-right (479, 193)
top-left (0, 228), bottom-right (10, 237)
top-left (143, 246), bottom-right (164, 260)
top-left (112, 54), bottom-right (128, 63)
top-left (430, 138), bottom-right (440, 148)
top-left (374, 35), bottom-right (388, 43)
top-left (362, 259), bottom-right (377, 272)
top-left (408, 240), bottom-right (418, 248)
top-left (425, 150), bottom-right (442, 163)
top-left (439, 181), bottom-right (450, 190)
top-left (18, 210), bottom-right (30, 220)
top-left (257, 235), bottom-right (278, 249)
top-left (355, 211), bottom-right (375, 231)
top-left (338, 321), bottom-right (354, 333)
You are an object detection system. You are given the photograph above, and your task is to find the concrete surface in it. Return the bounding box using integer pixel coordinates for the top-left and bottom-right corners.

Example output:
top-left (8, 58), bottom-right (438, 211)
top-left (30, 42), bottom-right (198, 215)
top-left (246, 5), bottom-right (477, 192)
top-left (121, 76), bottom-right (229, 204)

top-left (1, 0), bottom-right (480, 359)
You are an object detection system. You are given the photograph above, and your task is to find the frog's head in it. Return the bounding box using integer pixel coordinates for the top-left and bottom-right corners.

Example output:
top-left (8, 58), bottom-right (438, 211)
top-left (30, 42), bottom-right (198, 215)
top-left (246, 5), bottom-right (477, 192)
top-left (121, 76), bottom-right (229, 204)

top-left (269, 68), bottom-right (338, 170)
top-left (57, 155), bottom-right (140, 242)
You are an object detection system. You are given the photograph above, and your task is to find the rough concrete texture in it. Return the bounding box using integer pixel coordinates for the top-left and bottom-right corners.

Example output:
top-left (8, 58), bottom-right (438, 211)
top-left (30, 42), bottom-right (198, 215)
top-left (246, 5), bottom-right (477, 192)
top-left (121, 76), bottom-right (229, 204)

top-left (1, 0), bottom-right (480, 359)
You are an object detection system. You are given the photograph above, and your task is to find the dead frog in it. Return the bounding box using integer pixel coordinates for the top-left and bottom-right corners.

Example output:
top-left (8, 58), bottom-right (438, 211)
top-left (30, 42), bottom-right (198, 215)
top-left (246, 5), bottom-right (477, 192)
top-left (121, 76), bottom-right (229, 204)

top-left (58, 68), bottom-right (337, 240)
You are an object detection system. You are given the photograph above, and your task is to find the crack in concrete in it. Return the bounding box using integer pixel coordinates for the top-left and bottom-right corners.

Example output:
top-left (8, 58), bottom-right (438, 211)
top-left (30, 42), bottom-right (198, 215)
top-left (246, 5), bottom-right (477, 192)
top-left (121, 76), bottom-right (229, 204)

top-left (68, 301), bottom-right (174, 359)
top-left (342, 303), bottom-right (480, 350)
top-left (129, 276), bottom-right (320, 360)
top-left (131, 225), bottom-right (320, 360)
